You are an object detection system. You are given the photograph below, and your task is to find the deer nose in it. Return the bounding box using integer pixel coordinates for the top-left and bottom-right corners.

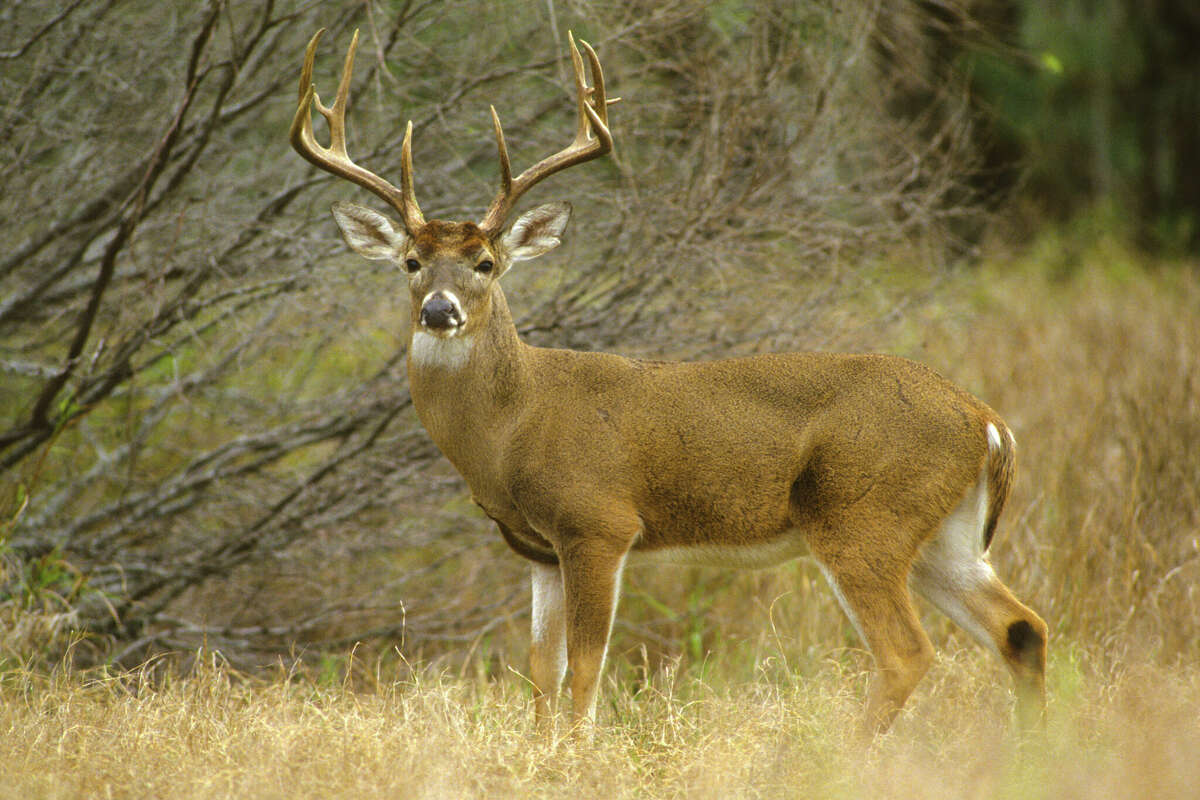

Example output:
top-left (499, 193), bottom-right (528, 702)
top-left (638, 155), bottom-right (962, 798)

top-left (420, 292), bottom-right (463, 331)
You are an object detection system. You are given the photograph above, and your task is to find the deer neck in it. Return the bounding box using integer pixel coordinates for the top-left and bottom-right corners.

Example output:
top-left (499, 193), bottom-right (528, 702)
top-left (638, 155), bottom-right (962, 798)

top-left (406, 283), bottom-right (528, 486)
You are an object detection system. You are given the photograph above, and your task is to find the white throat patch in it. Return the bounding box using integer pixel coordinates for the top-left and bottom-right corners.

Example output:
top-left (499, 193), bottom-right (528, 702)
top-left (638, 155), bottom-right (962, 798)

top-left (409, 330), bottom-right (474, 370)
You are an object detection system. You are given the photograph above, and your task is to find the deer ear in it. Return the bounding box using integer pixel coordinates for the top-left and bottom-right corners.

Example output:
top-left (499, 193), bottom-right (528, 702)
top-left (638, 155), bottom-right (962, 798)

top-left (501, 202), bottom-right (572, 263)
top-left (330, 201), bottom-right (409, 261)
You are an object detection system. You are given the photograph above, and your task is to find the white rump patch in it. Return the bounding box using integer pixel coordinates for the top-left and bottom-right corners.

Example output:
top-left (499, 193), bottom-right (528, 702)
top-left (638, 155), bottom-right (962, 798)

top-left (910, 470), bottom-right (999, 652)
top-left (409, 330), bottom-right (473, 370)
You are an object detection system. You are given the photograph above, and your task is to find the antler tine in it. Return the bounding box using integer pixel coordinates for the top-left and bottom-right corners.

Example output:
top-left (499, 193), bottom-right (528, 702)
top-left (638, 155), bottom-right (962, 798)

top-left (400, 120), bottom-right (421, 224)
top-left (571, 34), bottom-right (610, 144)
top-left (478, 32), bottom-right (613, 236)
top-left (290, 29), bottom-right (425, 231)
top-left (489, 105), bottom-right (513, 197)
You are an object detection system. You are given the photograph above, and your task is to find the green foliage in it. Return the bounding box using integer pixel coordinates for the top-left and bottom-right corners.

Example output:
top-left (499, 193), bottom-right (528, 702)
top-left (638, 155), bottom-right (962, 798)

top-left (6, 547), bottom-right (80, 610)
top-left (966, 0), bottom-right (1200, 253)
top-left (315, 652), bottom-right (346, 689)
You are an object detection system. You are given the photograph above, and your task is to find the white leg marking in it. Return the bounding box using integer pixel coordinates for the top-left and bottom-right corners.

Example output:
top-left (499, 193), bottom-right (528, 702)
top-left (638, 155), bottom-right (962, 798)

top-left (581, 552), bottom-right (627, 723)
top-left (910, 471), bottom-right (999, 652)
top-left (817, 561), bottom-right (868, 647)
top-left (530, 562), bottom-right (567, 696)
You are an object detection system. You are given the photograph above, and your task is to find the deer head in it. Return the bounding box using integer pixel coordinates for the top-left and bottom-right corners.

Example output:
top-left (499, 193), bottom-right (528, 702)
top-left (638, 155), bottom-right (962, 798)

top-left (290, 29), bottom-right (612, 351)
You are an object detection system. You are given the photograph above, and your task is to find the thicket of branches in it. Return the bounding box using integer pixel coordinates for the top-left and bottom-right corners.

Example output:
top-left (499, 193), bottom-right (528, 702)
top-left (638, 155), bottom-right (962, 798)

top-left (1, 0), bottom-right (985, 669)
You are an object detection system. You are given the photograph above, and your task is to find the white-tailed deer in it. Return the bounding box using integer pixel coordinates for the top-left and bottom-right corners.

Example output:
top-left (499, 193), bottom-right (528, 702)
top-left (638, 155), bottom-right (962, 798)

top-left (291, 29), bottom-right (1047, 737)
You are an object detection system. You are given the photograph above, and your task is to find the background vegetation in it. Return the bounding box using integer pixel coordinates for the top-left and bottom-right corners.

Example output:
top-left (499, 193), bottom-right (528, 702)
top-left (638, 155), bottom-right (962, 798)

top-left (0, 0), bottom-right (990, 668)
top-left (1, 1), bottom-right (1197, 796)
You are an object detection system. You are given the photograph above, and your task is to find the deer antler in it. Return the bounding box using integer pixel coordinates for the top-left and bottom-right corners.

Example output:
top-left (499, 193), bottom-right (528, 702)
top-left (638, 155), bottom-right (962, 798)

top-left (290, 29), bottom-right (426, 231)
top-left (478, 32), bottom-right (614, 236)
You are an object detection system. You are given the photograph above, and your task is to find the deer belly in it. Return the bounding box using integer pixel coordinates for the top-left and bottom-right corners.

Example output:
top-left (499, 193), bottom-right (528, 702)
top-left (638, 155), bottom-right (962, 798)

top-left (629, 532), bottom-right (809, 568)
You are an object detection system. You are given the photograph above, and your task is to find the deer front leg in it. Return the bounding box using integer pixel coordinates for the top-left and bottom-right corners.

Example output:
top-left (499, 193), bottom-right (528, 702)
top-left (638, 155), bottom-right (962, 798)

top-left (529, 561), bottom-right (567, 729)
top-left (558, 537), bottom-right (630, 731)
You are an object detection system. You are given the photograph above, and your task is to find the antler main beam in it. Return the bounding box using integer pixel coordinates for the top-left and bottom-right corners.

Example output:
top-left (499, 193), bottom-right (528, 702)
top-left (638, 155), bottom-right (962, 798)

top-left (291, 29), bottom-right (612, 237)
top-left (478, 32), bottom-right (614, 236)
top-left (290, 28), bottom-right (425, 231)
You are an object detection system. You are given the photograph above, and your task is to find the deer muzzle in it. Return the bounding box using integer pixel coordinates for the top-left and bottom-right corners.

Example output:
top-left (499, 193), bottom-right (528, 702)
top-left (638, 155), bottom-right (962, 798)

top-left (419, 291), bottom-right (464, 333)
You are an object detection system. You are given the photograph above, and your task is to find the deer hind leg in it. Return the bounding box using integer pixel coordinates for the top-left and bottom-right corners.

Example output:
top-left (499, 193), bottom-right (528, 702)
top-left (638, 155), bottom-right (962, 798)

top-left (529, 562), bottom-right (567, 729)
top-left (911, 563), bottom-right (1047, 727)
top-left (812, 544), bottom-right (936, 738)
top-left (910, 478), bottom-right (1048, 728)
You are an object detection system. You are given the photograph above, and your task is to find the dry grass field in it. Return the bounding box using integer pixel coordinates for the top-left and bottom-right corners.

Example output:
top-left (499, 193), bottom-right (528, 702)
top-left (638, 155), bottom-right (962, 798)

top-left (3, 241), bottom-right (1198, 798)
top-left (1, 648), bottom-right (1198, 799)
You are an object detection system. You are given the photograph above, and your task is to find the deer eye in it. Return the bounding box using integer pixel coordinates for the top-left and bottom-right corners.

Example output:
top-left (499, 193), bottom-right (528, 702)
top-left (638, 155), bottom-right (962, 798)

top-left (475, 259), bottom-right (494, 275)
top-left (404, 258), bottom-right (421, 273)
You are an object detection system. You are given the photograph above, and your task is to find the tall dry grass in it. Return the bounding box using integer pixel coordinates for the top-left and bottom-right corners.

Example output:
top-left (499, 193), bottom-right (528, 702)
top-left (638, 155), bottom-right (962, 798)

top-left (1, 645), bottom-right (1198, 799)
top-left (933, 243), bottom-right (1200, 662)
